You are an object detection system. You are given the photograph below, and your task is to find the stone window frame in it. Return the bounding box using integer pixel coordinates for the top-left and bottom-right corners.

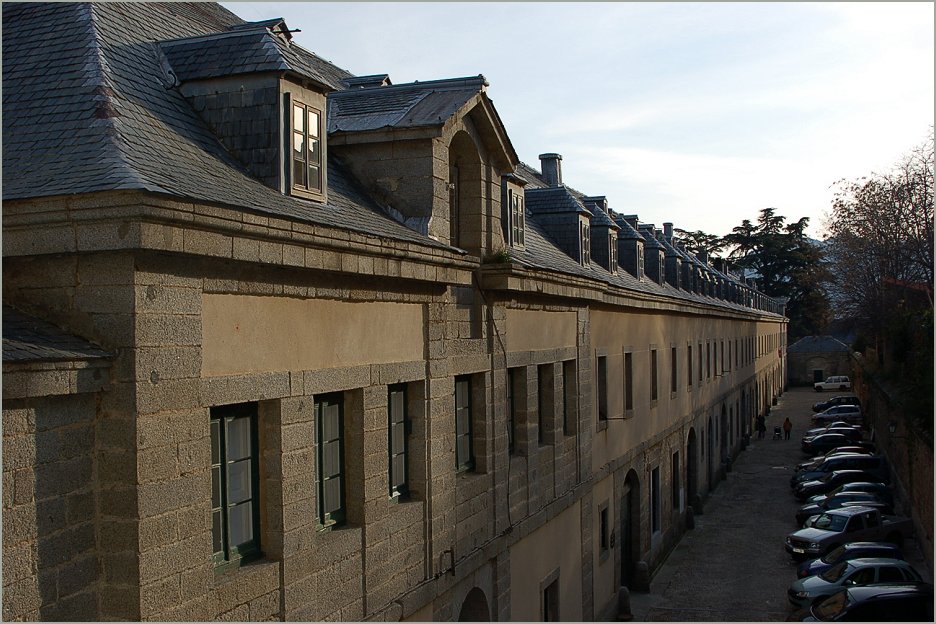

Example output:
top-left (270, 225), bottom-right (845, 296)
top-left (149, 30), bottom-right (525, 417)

top-left (210, 402), bottom-right (262, 572)
top-left (623, 349), bottom-right (634, 416)
top-left (288, 98), bottom-right (325, 200)
top-left (508, 188), bottom-right (526, 248)
top-left (669, 343), bottom-right (678, 398)
top-left (595, 351), bottom-right (608, 430)
top-left (315, 392), bottom-right (346, 528)
top-left (388, 384), bottom-right (409, 499)
top-left (454, 375), bottom-right (475, 472)
top-left (649, 345), bottom-right (659, 405)
top-left (540, 567), bottom-right (560, 621)
top-left (598, 500), bottom-right (610, 562)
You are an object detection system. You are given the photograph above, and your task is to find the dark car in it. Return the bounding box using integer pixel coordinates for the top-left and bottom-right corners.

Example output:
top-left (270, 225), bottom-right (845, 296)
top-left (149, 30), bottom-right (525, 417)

top-left (802, 427), bottom-right (863, 444)
top-left (800, 583), bottom-right (933, 621)
top-left (802, 433), bottom-right (860, 455)
top-left (794, 470), bottom-right (887, 500)
top-left (807, 482), bottom-right (894, 508)
top-left (813, 396), bottom-right (861, 413)
top-left (797, 542), bottom-right (904, 579)
top-left (796, 492), bottom-right (892, 526)
top-left (803, 422), bottom-right (862, 438)
top-left (811, 405), bottom-right (863, 426)
top-left (796, 447), bottom-right (875, 473)
top-left (791, 455), bottom-right (888, 488)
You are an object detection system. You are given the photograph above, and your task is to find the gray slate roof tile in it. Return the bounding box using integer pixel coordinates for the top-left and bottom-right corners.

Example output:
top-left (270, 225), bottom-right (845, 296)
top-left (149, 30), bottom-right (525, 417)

top-left (2, 2), bottom-right (446, 251)
top-left (3, 306), bottom-right (111, 363)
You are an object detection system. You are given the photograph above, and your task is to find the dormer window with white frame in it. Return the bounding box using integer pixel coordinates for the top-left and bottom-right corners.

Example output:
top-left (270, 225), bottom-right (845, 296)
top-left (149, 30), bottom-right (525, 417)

top-left (509, 189), bottom-right (525, 247)
top-left (291, 100), bottom-right (323, 197)
top-left (580, 220), bottom-right (591, 265)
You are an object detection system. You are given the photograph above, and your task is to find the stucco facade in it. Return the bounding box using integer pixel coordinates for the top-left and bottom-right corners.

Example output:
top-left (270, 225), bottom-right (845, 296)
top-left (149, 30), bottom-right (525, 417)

top-left (2, 3), bottom-right (788, 621)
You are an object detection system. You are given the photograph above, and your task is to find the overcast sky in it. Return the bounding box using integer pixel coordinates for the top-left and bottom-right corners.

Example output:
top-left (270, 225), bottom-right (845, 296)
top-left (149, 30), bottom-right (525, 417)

top-left (224, 2), bottom-right (933, 239)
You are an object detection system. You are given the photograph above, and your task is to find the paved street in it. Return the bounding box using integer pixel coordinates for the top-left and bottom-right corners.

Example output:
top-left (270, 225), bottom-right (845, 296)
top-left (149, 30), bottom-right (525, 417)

top-left (628, 387), bottom-right (931, 621)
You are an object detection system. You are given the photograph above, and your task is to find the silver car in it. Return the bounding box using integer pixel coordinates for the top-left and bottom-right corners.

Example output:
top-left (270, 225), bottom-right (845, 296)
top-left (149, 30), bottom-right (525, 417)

top-left (788, 557), bottom-right (923, 608)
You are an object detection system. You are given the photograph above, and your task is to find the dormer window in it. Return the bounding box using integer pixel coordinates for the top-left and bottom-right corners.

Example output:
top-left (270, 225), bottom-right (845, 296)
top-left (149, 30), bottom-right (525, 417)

top-left (580, 221), bottom-right (591, 265)
top-left (510, 191), bottom-right (525, 247)
top-left (291, 101), bottom-right (323, 196)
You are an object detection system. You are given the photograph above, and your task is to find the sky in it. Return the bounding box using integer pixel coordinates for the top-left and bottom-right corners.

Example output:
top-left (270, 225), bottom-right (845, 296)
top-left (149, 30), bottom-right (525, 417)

top-left (224, 2), bottom-right (934, 240)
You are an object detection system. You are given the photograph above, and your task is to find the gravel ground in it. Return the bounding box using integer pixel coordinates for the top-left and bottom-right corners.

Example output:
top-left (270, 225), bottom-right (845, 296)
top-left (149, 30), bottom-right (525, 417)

top-left (627, 386), bottom-right (930, 622)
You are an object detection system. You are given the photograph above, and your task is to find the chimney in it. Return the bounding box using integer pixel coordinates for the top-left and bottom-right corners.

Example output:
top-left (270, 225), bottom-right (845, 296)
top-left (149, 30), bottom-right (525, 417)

top-left (539, 153), bottom-right (563, 187)
top-left (663, 222), bottom-right (674, 242)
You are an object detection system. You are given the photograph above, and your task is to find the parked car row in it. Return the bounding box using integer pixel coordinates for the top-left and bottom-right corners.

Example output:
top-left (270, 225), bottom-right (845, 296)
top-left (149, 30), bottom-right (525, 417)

top-left (782, 417), bottom-right (931, 621)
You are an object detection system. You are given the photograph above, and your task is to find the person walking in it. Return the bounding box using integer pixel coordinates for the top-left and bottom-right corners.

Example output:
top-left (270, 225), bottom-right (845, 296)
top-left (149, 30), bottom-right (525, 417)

top-left (783, 417), bottom-right (793, 440)
top-left (756, 414), bottom-right (766, 439)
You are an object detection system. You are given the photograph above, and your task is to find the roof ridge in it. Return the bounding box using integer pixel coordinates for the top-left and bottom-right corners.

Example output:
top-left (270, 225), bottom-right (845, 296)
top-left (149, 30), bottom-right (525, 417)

top-left (333, 74), bottom-right (486, 97)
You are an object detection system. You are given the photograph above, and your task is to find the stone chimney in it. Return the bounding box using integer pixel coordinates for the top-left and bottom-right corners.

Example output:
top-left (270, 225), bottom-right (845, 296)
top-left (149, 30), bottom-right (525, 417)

top-left (539, 153), bottom-right (563, 187)
top-left (663, 222), bottom-right (674, 242)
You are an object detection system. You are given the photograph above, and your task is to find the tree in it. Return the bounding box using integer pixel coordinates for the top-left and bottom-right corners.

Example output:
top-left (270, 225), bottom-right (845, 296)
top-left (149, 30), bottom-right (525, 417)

top-left (673, 228), bottom-right (725, 256)
top-left (720, 208), bottom-right (832, 338)
top-left (824, 132), bottom-right (933, 435)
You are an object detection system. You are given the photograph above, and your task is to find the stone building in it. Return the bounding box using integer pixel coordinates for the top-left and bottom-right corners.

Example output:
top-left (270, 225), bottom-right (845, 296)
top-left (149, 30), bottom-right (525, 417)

top-left (2, 3), bottom-right (788, 621)
top-left (787, 335), bottom-right (852, 386)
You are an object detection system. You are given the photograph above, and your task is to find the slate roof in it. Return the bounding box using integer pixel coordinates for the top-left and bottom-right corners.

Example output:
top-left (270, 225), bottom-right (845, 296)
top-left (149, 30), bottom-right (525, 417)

top-left (3, 307), bottom-right (111, 363)
top-left (787, 336), bottom-right (852, 354)
top-left (511, 162), bottom-right (781, 315)
top-left (328, 76), bottom-right (488, 133)
top-left (525, 186), bottom-right (590, 215)
top-left (160, 22), bottom-right (350, 90)
top-left (1, 2), bottom-right (445, 251)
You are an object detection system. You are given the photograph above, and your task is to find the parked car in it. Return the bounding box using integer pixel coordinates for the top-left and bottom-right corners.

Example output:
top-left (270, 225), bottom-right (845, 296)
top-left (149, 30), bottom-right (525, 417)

top-left (807, 482), bottom-right (894, 508)
top-left (811, 405), bottom-right (862, 426)
top-left (803, 422), bottom-right (862, 439)
top-left (796, 447), bottom-right (875, 473)
top-left (796, 542), bottom-right (904, 579)
top-left (815, 376), bottom-right (852, 392)
top-left (788, 558), bottom-right (924, 608)
top-left (796, 492), bottom-right (892, 527)
top-left (800, 583), bottom-right (933, 621)
top-left (791, 455), bottom-right (888, 489)
top-left (802, 427), bottom-right (863, 445)
top-left (784, 506), bottom-right (913, 560)
top-left (794, 471), bottom-right (888, 500)
top-left (813, 395), bottom-right (861, 413)
top-left (802, 433), bottom-right (861, 455)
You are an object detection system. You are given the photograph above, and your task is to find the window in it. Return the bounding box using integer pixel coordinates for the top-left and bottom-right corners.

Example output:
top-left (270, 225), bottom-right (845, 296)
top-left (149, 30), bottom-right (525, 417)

top-left (455, 376), bottom-right (474, 471)
top-left (542, 573), bottom-right (559, 621)
top-left (721, 340), bottom-right (726, 373)
top-left (388, 385), bottom-right (408, 498)
top-left (599, 503), bottom-right (610, 554)
top-left (538, 364), bottom-right (553, 445)
top-left (650, 349), bottom-right (658, 402)
top-left (670, 346), bottom-right (677, 394)
top-left (672, 451), bottom-right (680, 511)
top-left (623, 352), bottom-right (633, 412)
top-left (211, 403), bottom-right (260, 568)
top-left (687, 344), bottom-right (693, 388)
top-left (510, 189), bottom-right (525, 247)
top-left (608, 235), bottom-right (617, 273)
top-left (706, 341), bottom-right (711, 379)
top-left (291, 101), bottom-right (323, 194)
top-left (651, 466), bottom-right (661, 533)
top-left (596, 355), bottom-right (608, 422)
top-left (637, 244), bottom-right (644, 278)
top-left (316, 394), bottom-right (345, 526)
top-left (562, 359), bottom-right (576, 435)
top-left (697, 343), bottom-right (703, 383)
top-left (580, 221), bottom-right (591, 265)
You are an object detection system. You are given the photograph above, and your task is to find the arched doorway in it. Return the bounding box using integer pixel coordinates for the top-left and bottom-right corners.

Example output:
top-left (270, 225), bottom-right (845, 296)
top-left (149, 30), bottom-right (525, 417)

top-left (620, 469), bottom-right (641, 588)
top-left (686, 428), bottom-right (698, 511)
top-left (458, 587), bottom-right (490, 622)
